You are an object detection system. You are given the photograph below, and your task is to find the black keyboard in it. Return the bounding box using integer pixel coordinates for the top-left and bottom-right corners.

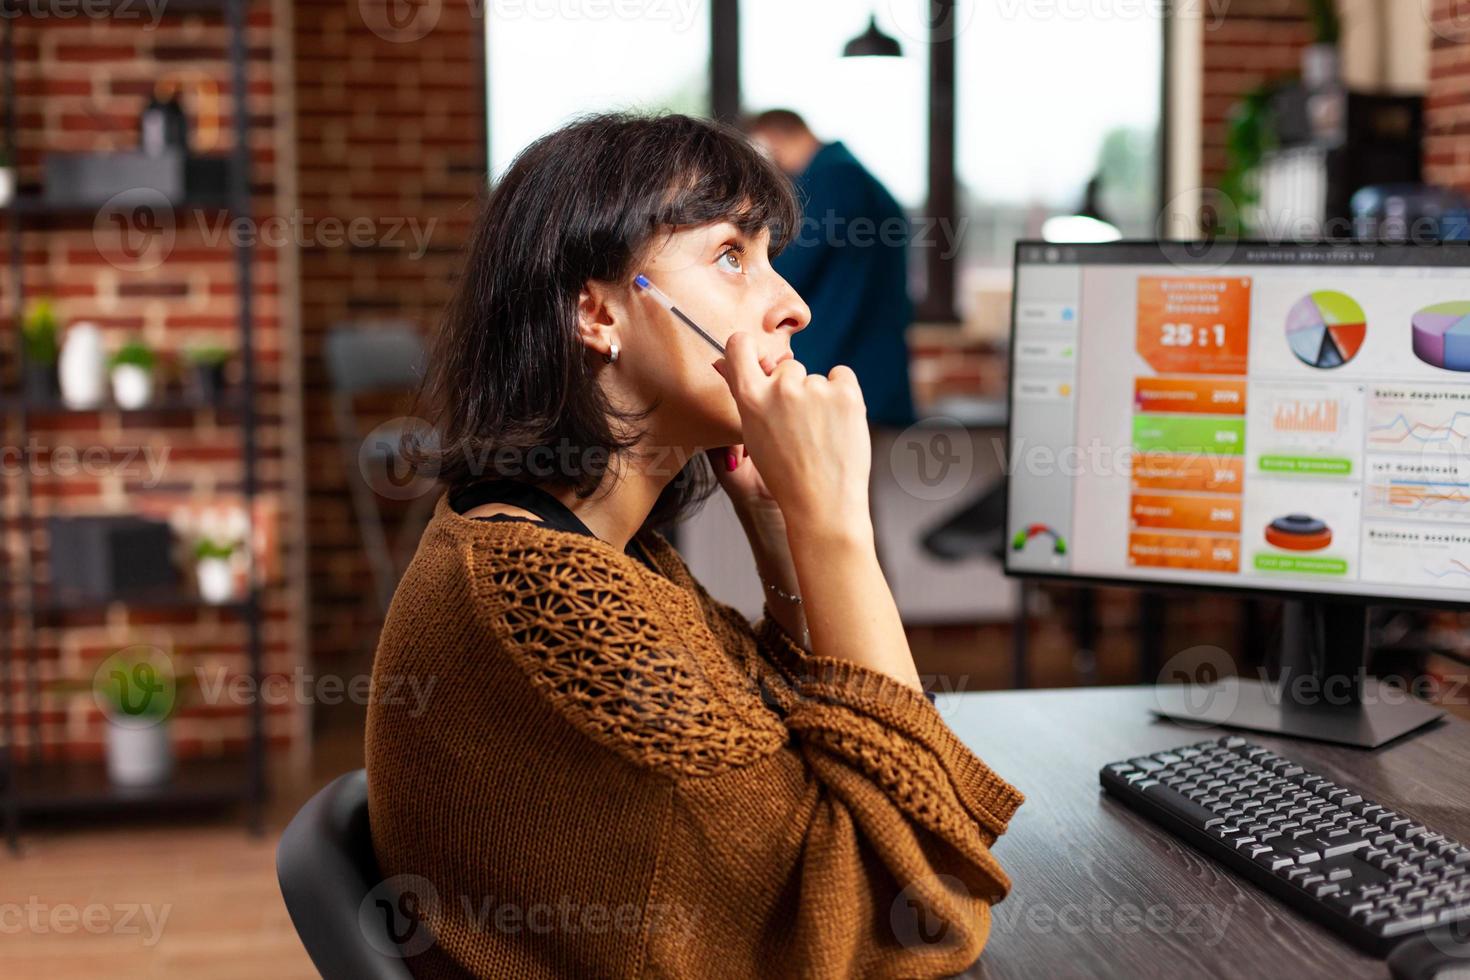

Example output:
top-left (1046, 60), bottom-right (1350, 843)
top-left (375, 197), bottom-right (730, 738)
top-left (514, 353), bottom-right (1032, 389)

top-left (1100, 735), bottom-right (1470, 956)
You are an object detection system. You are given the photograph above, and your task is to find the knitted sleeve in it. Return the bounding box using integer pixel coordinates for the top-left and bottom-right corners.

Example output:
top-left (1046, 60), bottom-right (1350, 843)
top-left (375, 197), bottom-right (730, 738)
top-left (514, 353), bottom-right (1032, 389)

top-left (470, 535), bottom-right (1023, 972)
top-left (466, 537), bottom-right (791, 778)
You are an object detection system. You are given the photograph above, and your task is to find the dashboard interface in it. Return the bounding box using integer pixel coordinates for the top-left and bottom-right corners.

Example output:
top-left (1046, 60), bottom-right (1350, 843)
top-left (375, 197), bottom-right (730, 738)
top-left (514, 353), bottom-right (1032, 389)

top-left (1005, 242), bottom-right (1470, 603)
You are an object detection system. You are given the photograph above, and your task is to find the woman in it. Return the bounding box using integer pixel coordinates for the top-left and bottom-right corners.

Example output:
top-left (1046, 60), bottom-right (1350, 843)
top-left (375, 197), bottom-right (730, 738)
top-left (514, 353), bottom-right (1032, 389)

top-left (366, 112), bottom-right (1023, 979)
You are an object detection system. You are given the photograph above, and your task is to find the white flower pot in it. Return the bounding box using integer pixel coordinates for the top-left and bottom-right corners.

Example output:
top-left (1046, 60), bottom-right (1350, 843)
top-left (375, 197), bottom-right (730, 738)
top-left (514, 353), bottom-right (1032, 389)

top-left (111, 363), bottom-right (154, 409)
top-left (196, 556), bottom-right (238, 604)
top-left (0, 167), bottom-right (14, 209)
top-left (106, 719), bottom-right (174, 787)
top-left (58, 322), bottom-right (106, 409)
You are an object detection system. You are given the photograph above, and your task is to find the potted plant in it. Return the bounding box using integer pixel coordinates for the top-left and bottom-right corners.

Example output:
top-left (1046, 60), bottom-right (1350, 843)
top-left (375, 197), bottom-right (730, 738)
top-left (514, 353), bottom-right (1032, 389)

top-left (109, 338), bottom-right (157, 409)
top-left (21, 298), bottom-right (60, 402)
top-left (0, 148), bottom-right (13, 208)
top-left (194, 536), bottom-right (242, 604)
top-left (91, 644), bottom-right (180, 788)
top-left (183, 343), bottom-right (233, 402)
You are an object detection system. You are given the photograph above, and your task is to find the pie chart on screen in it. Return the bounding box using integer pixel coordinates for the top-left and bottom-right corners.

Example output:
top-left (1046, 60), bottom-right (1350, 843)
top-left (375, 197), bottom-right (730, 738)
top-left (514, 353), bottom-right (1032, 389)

top-left (1286, 290), bottom-right (1367, 369)
top-left (1411, 301), bottom-right (1470, 372)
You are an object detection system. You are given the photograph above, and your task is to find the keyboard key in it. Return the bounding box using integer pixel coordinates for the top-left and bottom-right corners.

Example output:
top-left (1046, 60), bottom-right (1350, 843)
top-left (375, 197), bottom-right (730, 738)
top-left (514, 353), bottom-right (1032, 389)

top-left (1139, 782), bottom-right (1228, 828)
top-left (1323, 836), bottom-right (1369, 859)
top-left (1382, 913), bottom-right (1438, 937)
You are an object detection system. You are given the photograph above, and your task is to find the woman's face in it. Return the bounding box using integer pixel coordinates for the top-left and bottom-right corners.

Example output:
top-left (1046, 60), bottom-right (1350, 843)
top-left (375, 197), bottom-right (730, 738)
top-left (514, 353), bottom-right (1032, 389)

top-left (589, 221), bottom-right (810, 449)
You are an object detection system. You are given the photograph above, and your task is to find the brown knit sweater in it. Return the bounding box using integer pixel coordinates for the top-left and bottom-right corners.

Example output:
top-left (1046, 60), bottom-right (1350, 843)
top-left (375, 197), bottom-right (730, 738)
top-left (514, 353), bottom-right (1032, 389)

top-left (366, 493), bottom-right (1024, 979)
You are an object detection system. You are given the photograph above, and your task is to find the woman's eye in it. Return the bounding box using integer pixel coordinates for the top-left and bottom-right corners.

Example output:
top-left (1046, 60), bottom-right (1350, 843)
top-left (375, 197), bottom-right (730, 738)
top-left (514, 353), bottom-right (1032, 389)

top-left (717, 247), bottom-right (743, 272)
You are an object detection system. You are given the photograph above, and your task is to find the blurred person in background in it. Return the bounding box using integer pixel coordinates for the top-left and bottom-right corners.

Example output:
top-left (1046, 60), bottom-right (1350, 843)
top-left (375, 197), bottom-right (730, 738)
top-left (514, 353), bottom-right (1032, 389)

top-left (746, 109), bottom-right (917, 430)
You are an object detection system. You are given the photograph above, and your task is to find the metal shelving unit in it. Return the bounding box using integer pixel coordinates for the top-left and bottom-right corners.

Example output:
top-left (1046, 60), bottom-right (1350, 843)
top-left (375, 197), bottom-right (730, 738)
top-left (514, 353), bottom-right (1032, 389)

top-left (0, 0), bottom-right (265, 851)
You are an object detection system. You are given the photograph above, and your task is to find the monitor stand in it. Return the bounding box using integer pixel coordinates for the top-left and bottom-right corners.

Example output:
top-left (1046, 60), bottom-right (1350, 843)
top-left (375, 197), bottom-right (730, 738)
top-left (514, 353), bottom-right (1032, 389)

top-left (1152, 598), bottom-right (1445, 749)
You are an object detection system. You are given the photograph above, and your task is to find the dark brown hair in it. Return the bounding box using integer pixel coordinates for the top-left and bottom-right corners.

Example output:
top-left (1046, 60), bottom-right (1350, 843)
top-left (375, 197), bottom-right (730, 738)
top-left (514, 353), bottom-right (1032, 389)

top-left (408, 112), bottom-right (799, 532)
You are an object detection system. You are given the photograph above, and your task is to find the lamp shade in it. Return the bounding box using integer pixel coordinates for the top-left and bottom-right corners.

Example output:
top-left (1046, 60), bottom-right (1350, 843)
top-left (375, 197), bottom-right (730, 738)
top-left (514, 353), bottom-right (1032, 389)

top-left (843, 15), bottom-right (903, 58)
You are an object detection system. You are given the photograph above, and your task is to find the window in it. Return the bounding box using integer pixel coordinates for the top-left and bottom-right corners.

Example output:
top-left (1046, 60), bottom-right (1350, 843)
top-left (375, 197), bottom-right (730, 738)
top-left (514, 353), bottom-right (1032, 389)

top-left (739, 4), bottom-right (929, 211)
top-left (956, 3), bottom-right (1162, 306)
top-left (486, 6), bottom-right (712, 180)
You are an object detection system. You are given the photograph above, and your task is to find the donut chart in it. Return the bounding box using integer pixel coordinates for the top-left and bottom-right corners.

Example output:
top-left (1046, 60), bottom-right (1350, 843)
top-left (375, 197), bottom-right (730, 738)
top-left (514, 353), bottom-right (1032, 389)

top-left (1265, 514), bottom-right (1333, 552)
top-left (1286, 291), bottom-right (1367, 369)
top-left (1411, 301), bottom-right (1470, 372)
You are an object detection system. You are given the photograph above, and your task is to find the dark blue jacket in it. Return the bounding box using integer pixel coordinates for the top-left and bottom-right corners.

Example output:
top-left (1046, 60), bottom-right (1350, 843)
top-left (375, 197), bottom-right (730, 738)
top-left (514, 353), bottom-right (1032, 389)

top-left (774, 141), bottom-right (916, 428)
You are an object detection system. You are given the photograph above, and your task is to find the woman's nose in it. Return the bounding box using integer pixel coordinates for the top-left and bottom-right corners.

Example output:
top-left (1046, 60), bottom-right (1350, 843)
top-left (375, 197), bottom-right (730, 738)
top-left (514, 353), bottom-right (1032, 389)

top-left (766, 280), bottom-right (810, 336)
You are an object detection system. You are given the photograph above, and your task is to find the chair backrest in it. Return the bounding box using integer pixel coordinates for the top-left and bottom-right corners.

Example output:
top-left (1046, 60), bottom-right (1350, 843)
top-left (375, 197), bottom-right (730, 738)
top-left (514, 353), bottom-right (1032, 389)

top-left (324, 323), bottom-right (427, 395)
top-left (275, 770), bottom-right (418, 980)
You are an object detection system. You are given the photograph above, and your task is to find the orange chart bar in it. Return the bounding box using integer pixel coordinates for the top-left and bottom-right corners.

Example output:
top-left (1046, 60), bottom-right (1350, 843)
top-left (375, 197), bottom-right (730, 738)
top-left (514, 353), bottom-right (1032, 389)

top-left (1131, 454), bottom-right (1244, 493)
top-left (1133, 377), bottom-right (1247, 416)
top-left (1131, 493), bottom-right (1243, 533)
top-left (1129, 531), bottom-right (1241, 573)
top-left (1136, 276), bottom-right (1252, 376)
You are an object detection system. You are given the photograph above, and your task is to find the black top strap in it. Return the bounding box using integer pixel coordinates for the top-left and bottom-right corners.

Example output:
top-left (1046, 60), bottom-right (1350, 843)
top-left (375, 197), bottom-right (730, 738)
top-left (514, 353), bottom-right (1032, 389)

top-left (449, 479), bottom-right (657, 572)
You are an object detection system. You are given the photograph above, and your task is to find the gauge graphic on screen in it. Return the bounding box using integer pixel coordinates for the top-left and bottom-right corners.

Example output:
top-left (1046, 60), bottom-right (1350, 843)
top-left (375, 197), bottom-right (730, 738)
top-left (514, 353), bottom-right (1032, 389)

top-left (1011, 523), bottom-right (1067, 555)
top-left (1286, 291), bottom-right (1366, 369)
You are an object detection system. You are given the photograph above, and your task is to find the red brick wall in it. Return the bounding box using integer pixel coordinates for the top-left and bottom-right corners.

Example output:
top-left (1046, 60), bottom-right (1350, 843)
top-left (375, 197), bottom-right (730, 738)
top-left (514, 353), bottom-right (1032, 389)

top-left (293, 0), bottom-right (485, 683)
top-left (1426, 1), bottom-right (1470, 191)
top-left (1200, 0), bottom-right (1314, 187)
top-left (0, 2), bottom-right (301, 759)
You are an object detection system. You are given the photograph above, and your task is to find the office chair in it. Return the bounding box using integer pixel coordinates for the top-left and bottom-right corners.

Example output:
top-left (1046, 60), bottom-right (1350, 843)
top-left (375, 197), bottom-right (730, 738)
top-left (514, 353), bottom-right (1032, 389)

top-left (325, 322), bottom-right (435, 618)
top-left (276, 770), bottom-right (416, 980)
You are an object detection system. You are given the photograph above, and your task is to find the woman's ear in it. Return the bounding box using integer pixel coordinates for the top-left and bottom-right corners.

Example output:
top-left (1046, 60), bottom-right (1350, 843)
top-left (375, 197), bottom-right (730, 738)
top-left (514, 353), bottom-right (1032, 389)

top-left (575, 282), bottom-right (620, 359)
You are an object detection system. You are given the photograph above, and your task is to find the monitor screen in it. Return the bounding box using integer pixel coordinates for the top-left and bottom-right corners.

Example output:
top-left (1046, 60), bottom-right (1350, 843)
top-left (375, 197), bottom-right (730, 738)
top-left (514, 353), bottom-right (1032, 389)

top-left (1004, 240), bottom-right (1470, 605)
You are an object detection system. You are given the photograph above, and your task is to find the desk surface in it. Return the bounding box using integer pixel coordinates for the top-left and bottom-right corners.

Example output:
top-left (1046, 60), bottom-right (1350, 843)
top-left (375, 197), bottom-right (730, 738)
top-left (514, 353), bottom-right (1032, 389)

top-left (935, 685), bottom-right (1470, 980)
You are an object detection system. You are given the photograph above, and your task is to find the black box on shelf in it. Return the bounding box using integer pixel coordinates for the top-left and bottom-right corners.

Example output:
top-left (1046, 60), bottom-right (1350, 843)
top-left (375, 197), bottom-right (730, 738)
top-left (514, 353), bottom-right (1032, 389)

top-left (42, 149), bottom-right (232, 208)
top-left (47, 516), bottom-right (177, 599)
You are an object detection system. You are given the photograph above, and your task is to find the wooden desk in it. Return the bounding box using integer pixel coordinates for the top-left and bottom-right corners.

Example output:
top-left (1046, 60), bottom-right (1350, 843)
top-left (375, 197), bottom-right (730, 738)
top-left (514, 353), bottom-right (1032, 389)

top-left (935, 685), bottom-right (1469, 979)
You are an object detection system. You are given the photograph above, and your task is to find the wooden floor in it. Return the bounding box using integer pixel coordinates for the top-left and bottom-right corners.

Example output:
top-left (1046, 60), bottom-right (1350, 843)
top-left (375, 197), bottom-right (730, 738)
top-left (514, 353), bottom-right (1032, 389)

top-left (0, 728), bottom-right (367, 980)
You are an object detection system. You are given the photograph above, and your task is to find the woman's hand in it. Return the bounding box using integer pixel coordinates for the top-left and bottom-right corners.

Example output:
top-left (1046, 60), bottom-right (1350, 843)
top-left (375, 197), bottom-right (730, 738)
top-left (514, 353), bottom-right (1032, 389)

top-left (711, 331), bottom-right (872, 535)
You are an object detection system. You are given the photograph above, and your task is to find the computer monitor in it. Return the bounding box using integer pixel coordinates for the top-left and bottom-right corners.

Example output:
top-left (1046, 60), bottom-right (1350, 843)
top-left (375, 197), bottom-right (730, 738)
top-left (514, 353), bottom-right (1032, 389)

top-left (1004, 240), bottom-right (1466, 747)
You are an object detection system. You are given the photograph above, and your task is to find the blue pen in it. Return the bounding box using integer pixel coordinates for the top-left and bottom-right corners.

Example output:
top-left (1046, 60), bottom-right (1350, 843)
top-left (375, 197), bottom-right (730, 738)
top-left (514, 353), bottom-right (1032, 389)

top-left (633, 274), bottom-right (726, 355)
